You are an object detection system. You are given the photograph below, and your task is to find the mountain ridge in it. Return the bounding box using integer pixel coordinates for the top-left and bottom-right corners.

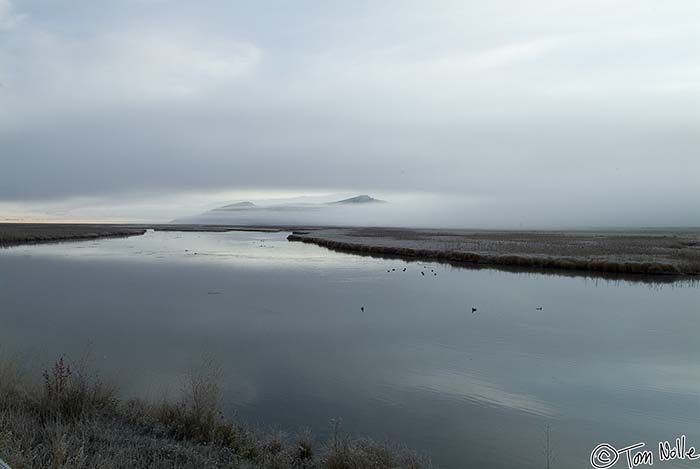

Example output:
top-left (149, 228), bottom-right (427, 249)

top-left (217, 201), bottom-right (256, 210)
top-left (327, 195), bottom-right (387, 205)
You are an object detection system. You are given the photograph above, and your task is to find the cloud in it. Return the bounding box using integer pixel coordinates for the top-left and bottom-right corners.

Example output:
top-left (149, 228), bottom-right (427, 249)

top-left (2, 27), bottom-right (260, 113)
top-left (0, 0), bottom-right (23, 31)
top-left (88, 31), bottom-right (261, 100)
top-left (0, 0), bottom-right (698, 226)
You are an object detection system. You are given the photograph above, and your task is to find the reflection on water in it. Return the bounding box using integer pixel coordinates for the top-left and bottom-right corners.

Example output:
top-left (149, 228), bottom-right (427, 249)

top-left (403, 369), bottom-right (556, 418)
top-left (1, 230), bottom-right (699, 468)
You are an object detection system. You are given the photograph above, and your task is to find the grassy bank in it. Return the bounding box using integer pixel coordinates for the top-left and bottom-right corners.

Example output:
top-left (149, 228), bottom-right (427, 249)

top-left (288, 228), bottom-right (700, 278)
top-left (8, 223), bottom-right (699, 279)
top-left (0, 224), bottom-right (147, 248)
top-left (0, 351), bottom-right (429, 469)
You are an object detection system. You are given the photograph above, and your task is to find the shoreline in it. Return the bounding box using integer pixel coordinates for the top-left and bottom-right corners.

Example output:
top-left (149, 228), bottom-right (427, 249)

top-left (0, 223), bottom-right (148, 248)
top-left (287, 227), bottom-right (700, 279)
top-left (2, 223), bottom-right (699, 279)
top-left (288, 236), bottom-right (696, 285)
top-left (0, 352), bottom-right (428, 469)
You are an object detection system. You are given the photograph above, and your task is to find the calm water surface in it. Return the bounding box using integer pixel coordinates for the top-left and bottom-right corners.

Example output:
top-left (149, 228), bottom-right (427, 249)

top-left (1, 230), bottom-right (699, 468)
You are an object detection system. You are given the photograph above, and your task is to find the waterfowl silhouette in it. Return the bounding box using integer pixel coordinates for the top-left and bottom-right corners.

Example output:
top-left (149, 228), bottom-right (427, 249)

top-left (361, 306), bottom-right (364, 312)
top-left (471, 307), bottom-right (477, 313)
top-left (536, 307), bottom-right (543, 310)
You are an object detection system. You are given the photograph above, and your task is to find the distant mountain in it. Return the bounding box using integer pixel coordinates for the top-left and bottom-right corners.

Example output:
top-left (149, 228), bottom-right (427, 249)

top-left (173, 195), bottom-right (388, 225)
top-left (216, 201), bottom-right (256, 210)
top-left (328, 195), bottom-right (387, 205)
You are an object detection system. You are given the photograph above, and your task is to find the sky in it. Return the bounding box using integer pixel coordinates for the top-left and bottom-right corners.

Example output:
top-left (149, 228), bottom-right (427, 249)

top-left (0, 0), bottom-right (698, 227)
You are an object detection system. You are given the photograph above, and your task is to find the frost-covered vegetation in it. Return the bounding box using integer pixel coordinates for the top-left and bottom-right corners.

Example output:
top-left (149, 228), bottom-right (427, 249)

top-left (0, 350), bottom-right (429, 469)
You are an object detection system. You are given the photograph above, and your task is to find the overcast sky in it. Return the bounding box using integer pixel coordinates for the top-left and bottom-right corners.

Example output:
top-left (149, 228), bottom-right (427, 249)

top-left (1, 0), bottom-right (698, 226)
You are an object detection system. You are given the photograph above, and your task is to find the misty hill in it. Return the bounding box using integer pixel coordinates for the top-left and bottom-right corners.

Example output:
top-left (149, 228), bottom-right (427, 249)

top-left (328, 195), bottom-right (387, 205)
top-left (216, 201), bottom-right (256, 210)
top-left (173, 195), bottom-right (390, 226)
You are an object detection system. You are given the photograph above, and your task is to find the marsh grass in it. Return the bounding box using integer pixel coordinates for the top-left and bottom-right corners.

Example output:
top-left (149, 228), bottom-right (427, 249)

top-left (0, 352), bottom-right (430, 469)
top-left (288, 229), bottom-right (700, 277)
top-left (0, 224), bottom-right (146, 248)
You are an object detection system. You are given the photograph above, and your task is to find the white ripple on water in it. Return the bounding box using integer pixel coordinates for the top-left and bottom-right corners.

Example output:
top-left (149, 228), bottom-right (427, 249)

top-left (401, 369), bottom-right (556, 418)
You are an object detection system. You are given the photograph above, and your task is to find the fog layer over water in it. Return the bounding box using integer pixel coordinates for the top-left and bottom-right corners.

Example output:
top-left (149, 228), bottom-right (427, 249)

top-left (1, 231), bottom-right (699, 468)
top-left (176, 194), bottom-right (505, 229)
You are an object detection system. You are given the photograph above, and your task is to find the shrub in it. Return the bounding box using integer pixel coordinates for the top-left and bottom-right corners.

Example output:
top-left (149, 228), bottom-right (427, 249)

top-left (38, 356), bottom-right (117, 422)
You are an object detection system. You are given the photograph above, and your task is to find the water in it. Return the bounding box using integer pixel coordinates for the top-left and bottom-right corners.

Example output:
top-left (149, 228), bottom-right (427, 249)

top-left (1, 230), bottom-right (699, 468)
